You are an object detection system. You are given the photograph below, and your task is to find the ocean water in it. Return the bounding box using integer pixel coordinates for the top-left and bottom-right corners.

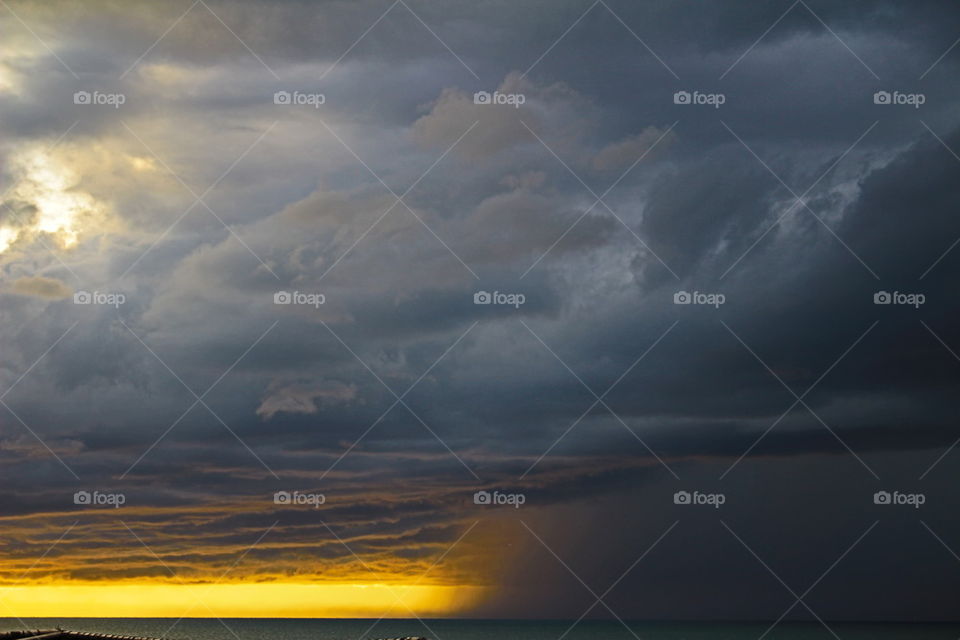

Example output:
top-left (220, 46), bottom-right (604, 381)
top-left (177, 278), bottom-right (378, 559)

top-left (2, 619), bottom-right (958, 640)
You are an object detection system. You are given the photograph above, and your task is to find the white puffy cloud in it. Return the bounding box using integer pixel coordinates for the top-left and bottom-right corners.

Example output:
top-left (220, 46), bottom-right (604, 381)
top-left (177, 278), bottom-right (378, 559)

top-left (256, 379), bottom-right (358, 419)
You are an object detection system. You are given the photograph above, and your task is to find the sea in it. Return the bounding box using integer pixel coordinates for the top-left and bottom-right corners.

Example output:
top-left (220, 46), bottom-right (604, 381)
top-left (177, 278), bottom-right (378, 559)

top-left (2, 619), bottom-right (958, 640)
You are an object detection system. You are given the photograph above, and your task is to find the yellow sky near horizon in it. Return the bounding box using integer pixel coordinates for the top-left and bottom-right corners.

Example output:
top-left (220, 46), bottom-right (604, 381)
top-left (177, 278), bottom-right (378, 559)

top-left (0, 500), bottom-right (513, 619)
top-left (0, 583), bottom-right (489, 618)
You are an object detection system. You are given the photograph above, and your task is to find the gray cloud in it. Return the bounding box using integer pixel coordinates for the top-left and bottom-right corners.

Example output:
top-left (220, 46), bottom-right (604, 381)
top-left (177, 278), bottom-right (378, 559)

top-left (9, 275), bottom-right (72, 299)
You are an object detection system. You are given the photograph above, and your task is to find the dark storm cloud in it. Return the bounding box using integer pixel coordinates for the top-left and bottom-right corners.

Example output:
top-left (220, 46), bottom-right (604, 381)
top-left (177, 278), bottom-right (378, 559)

top-left (2, 0), bottom-right (960, 621)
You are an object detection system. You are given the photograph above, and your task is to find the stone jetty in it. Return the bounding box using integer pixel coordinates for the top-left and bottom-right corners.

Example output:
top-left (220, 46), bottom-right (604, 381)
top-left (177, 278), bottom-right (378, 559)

top-left (0, 630), bottom-right (166, 640)
top-left (2, 632), bottom-right (426, 640)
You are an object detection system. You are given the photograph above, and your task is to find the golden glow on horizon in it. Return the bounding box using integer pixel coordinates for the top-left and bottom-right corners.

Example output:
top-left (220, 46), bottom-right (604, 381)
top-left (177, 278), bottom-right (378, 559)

top-left (0, 582), bottom-right (488, 618)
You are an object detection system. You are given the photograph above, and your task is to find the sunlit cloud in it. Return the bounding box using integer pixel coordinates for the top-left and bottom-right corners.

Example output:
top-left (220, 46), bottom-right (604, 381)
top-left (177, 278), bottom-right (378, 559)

top-left (2, 146), bottom-right (109, 254)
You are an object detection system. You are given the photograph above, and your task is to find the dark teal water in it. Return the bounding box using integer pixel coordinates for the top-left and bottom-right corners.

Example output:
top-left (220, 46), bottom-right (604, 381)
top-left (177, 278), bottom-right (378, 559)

top-left (2, 619), bottom-right (957, 640)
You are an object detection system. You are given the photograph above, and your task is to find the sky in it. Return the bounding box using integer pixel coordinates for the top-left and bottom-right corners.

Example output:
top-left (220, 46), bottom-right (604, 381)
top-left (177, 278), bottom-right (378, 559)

top-left (1, 0), bottom-right (960, 625)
